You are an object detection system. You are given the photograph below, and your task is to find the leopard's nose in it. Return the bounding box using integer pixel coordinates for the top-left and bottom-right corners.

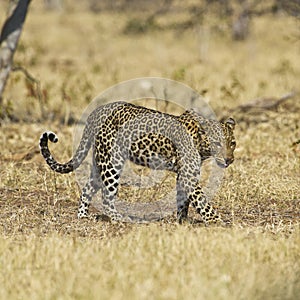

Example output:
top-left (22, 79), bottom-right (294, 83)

top-left (225, 158), bottom-right (234, 167)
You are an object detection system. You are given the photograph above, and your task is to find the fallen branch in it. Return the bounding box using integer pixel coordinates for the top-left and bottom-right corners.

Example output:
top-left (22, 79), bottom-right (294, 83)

top-left (230, 91), bottom-right (297, 113)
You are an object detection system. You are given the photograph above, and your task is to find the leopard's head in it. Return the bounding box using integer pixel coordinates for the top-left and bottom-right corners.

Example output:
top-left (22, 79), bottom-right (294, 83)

top-left (198, 117), bottom-right (236, 168)
top-left (180, 110), bottom-right (236, 168)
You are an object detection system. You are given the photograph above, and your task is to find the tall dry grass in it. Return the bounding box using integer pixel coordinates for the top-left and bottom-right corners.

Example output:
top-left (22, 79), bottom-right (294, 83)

top-left (0, 226), bottom-right (299, 300)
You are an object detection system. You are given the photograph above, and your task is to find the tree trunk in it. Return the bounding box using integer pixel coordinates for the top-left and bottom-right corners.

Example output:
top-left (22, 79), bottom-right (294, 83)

top-left (0, 0), bottom-right (31, 106)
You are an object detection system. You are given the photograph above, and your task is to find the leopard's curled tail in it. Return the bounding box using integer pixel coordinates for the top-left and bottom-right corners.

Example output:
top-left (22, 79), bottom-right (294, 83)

top-left (39, 125), bottom-right (93, 174)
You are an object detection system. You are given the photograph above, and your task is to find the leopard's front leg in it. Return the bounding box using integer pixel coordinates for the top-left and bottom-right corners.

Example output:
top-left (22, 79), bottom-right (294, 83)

top-left (189, 185), bottom-right (223, 224)
top-left (176, 173), bottom-right (196, 224)
top-left (176, 172), bottom-right (223, 224)
top-left (176, 178), bottom-right (190, 224)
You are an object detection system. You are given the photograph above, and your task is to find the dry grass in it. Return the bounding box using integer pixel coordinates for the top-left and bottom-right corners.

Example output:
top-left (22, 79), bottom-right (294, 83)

top-left (0, 2), bottom-right (300, 299)
top-left (0, 227), bottom-right (300, 300)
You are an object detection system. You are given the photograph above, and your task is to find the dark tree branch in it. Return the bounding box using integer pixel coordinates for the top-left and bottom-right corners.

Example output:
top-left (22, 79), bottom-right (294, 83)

top-left (0, 0), bottom-right (31, 106)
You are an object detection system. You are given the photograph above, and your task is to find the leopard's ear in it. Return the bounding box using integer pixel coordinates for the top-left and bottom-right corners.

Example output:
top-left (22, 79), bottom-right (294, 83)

top-left (225, 117), bottom-right (235, 129)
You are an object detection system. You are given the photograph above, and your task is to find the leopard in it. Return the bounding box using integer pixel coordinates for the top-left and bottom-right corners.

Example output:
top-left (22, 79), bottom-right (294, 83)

top-left (39, 101), bottom-right (236, 224)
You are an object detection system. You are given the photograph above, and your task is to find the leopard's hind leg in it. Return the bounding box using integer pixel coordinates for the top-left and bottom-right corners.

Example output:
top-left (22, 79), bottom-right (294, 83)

top-left (77, 164), bottom-right (101, 218)
top-left (98, 155), bottom-right (126, 222)
top-left (77, 157), bottom-right (125, 221)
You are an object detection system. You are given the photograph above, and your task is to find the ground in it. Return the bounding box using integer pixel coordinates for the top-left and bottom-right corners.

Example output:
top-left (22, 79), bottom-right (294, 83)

top-left (0, 2), bottom-right (299, 299)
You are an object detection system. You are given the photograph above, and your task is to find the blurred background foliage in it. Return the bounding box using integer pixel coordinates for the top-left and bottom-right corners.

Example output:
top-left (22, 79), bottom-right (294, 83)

top-left (0, 0), bottom-right (299, 122)
top-left (45, 0), bottom-right (300, 40)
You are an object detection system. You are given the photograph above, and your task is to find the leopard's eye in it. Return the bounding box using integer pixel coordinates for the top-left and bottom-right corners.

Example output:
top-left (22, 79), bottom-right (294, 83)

top-left (214, 142), bottom-right (222, 148)
top-left (231, 140), bottom-right (236, 147)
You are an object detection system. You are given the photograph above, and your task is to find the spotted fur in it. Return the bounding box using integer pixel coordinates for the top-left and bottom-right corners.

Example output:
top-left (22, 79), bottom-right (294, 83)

top-left (40, 101), bottom-right (236, 223)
